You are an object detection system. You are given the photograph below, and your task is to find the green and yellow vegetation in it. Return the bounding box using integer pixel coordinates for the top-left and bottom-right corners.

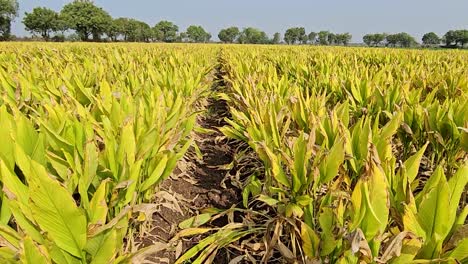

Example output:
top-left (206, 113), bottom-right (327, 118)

top-left (180, 46), bottom-right (468, 263)
top-left (0, 43), bottom-right (215, 263)
top-left (0, 43), bottom-right (466, 263)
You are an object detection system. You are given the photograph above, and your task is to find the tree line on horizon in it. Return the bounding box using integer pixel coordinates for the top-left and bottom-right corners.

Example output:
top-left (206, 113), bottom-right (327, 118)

top-left (1, 0), bottom-right (467, 48)
top-left (363, 31), bottom-right (468, 48)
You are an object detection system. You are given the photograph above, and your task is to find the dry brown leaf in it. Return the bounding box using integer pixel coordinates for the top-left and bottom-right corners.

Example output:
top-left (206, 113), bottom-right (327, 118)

top-left (175, 241), bottom-right (183, 259)
top-left (131, 242), bottom-right (168, 263)
top-left (379, 231), bottom-right (418, 263)
top-left (277, 240), bottom-right (295, 260)
top-left (228, 255), bottom-right (246, 264)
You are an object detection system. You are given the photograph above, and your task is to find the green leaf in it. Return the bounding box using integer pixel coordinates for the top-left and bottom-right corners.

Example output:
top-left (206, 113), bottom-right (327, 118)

top-left (88, 179), bottom-right (109, 226)
top-left (20, 237), bottom-right (50, 264)
top-left (46, 241), bottom-right (81, 264)
top-left (179, 214), bottom-right (212, 229)
top-left (448, 238), bottom-right (468, 262)
top-left (174, 232), bottom-right (218, 264)
top-left (319, 208), bottom-right (338, 256)
top-left (257, 195), bottom-right (279, 206)
top-left (28, 161), bottom-right (87, 258)
top-left (242, 175), bottom-right (262, 207)
top-left (402, 142), bottom-right (429, 183)
top-left (292, 134), bottom-right (307, 192)
top-left (285, 203), bottom-right (303, 218)
top-left (301, 222), bottom-right (320, 258)
top-left (415, 166), bottom-right (443, 206)
top-left (351, 157), bottom-right (389, 241)
top-left (86, 230), bottom-right (117, 264)
top-left (447, 165), bottom-right (468, 228)
top-left (417, 172), bottom-right (450, 259)
top-left (117, 122), bottom-right (136, 165)
top-left (0, 247), bottom-right (16, 263)
top-left (380, 112), bottom-right (403, 139)
top-left (264, 146), bottom-right (290, 188)
top-left (319, 139), bottom-right (345, 184)
top-left (0, 106), bottom-right (15, 171)
top-left (403, 205), bottom-right (426, 240)
top-left (0, 161), bottom-right (32, 220)
top-left (15, 115), bottom-right (46, 165)
top-left (140, 155), bottom-right (168, 192)
top-left (0, 224), bottom-right (20, 249)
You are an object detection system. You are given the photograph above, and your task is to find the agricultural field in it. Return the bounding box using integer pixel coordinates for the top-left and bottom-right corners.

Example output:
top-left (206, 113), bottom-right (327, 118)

top-left (0, 43), bottom-right (467, 264)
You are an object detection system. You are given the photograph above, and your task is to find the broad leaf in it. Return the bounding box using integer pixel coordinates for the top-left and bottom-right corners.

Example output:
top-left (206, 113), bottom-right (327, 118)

top-left (28, 161), bottom-right (87, 258)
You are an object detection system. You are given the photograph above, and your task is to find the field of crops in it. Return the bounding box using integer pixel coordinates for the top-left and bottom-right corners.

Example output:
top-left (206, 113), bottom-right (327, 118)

top-left (0, 43), bottom-right (467, 264)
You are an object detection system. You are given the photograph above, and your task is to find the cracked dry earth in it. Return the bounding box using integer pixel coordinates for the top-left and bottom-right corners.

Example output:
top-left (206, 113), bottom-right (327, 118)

top-left (140, 83), bottom-right (242, 263)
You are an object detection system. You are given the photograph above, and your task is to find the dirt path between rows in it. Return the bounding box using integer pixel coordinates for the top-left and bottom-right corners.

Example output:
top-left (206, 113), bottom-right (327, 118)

top-left (140, 68), bottom-right (242, 263)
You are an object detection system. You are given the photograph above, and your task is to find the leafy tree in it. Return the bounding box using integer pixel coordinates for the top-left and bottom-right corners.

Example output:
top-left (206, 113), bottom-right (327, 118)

top-left (238, 27), bottom-right (268, 44)
top-left (0, 0), bottom-right (19, 40)
top-left (177, 32), bottom-right (188, 42)
top-left (112, 18), bottom-right (135, 41)
top-left (300, 30), bottom-right (308, 44)
top-left (106, 19), bottom-right (121, 41)
top-left (186, 25), bottom-right (211, 43)
top-left (398, 32), bottom-right (417, 47)
top-left (443, 30), bottom-right (457, 46)
top-left (153, 20), bottom-right (178, 42)
top-left (386, 34), bottom-right (398, 47)
top-left (386, 32), bottom-right (417, 47)
top-left (284, 27), bottom-right (306, 44)
top-left (318, 31), bottom-right (329, 45)
top-left (308, 32), bottom-right (317, 44)
top-left (129, 20), bottom-right (152, 42)
top-left (363, 33), bottom-right (387, 47)
top-left (218, 27), bottom-right (240, 43)
top-left (444, 30), bottom-right (468, 47)
top-left (23, 7), bottom-right (60, 40)
top-left (327, 32), bottom-right (336, 45)
top-left (284, 29), bottom-right (294, 44)
top-left (272, 32), bottom-right (281, 44)
top-left (335, 33), bottom-right (352, 45)
top-left (54, 14), bottom-right (69, 34)
top-left (455, 30), bottom-right (468, 47)
top-left (61, 0), bottom-right (112, 41)
top-left (363, 34), bottom-right (373, 46)
top-left (373, 33), bottom-right (386, 46)
top-left (422, 32), bottom-right (440, 46)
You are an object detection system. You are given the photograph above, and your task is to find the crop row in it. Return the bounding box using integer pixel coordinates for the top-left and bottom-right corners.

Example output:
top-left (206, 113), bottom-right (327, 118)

top-left (0, 43), bottom-right (216, 263)
top-left (181, 46), bottom-right (468, 263)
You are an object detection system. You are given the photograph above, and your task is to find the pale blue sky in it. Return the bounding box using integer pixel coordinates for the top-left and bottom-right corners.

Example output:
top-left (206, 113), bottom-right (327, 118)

top-left (12, 0), bottom-right (468, 42)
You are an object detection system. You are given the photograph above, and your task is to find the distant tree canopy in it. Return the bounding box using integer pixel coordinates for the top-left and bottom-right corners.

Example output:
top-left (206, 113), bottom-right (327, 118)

top-left (422, 32), bottom-right (440, 46)
top-left (0, 0), bottom-right (19, 40)
top-left (23, 7), bottom-right (61, 39)
top-left (444, 30), bottom-right (468, 47)
top-left (186, 25), bottom-right (211, 43)
top-left (317, 31), bottom-right (330, 45)
top-left (284, 27), bottom-right (306, 44)
top-left (363, 33), bottom-right (387, 46)
top-left (61, 0), bottom-right (112, 41)
top-left (127, 20), bottom-right (152, 42)
top-left (238, 27), bottom-right (269, 44)
top-left (308, 32), bottom-right (317, 44)
top-left (386, 32), bottom-right (417, 47)
top-left (272, 32), bottom-right (281, 44)
top-left (153, 20), bottom-right (178, 42)
top-left (363, 32), bottom-right (417, 47)
top-left (335, 33), bottom-right (352, 45)
top-left (110, 18), bottom-right (151, 42)
top-left (218, 27), bottom-right (240, 43)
